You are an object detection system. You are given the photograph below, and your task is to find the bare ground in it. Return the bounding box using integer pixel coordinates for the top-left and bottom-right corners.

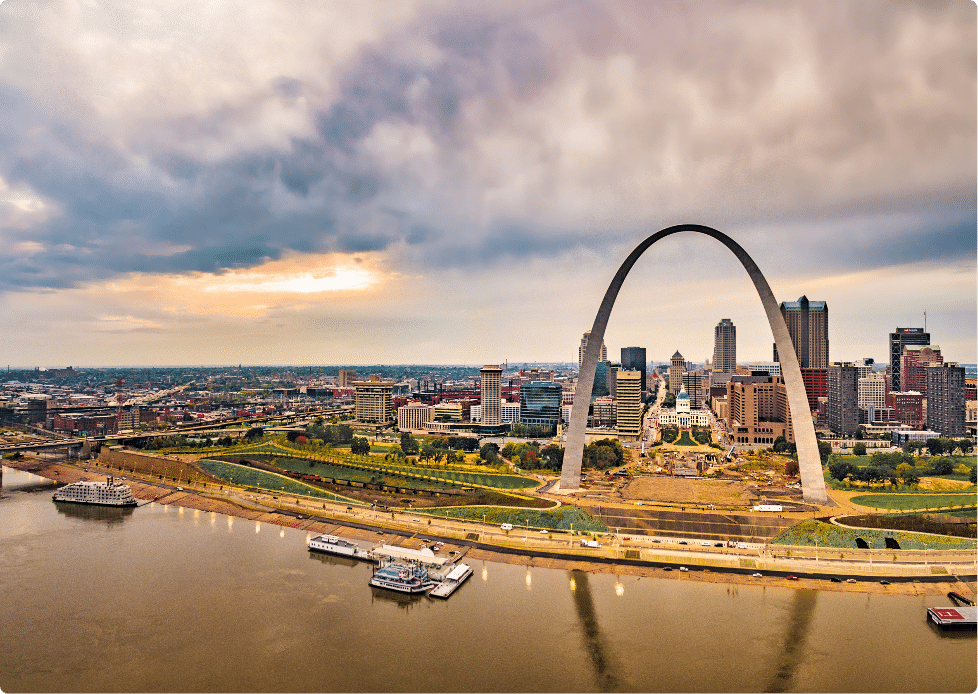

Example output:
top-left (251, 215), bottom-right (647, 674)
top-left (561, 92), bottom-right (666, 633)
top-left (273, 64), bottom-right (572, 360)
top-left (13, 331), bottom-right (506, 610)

top-left (621, 475), bottom-right (753, 507)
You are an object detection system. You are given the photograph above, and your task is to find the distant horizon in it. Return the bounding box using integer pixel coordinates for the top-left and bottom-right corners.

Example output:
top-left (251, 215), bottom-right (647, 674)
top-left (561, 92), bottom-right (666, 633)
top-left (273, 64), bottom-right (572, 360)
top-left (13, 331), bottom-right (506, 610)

top-left (8, 360), bottom-right (978, 372)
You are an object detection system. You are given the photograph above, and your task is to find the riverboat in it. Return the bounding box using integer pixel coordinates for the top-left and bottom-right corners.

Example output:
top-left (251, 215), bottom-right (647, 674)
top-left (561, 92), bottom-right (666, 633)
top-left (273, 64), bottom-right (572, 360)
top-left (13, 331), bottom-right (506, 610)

top-left (52, 477), bottom-right (137, 507)
top-left (308, 534), bottom-right (362, 558)
top-left (369, 562), bottom-right (436, 594)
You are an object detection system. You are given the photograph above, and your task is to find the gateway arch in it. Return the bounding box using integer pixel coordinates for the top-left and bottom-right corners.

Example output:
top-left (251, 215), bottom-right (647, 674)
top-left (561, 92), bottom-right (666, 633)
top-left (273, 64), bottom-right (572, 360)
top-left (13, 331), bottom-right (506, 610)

top-left (560, 224), bottom-right (828, 505)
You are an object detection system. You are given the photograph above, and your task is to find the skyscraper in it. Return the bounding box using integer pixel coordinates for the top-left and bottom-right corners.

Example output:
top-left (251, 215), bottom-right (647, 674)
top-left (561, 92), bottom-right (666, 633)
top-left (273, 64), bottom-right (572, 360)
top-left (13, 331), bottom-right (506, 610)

top-left (615, 370), bottom-right (642, 439)
top-left (889, 327), bottom-right (930, 392)
top-left (480, 365), bottom-right (502, 426)
top-left (620, 347), bottom-right (647, 391)
top-left (579, 330), bottom-right (607, 368)
top-left (826, 362), bottom-right (859, 436)
top-left (713, 318), bottom-right (737, 373)
top-left (520, 381), bottom-right (562, 429)
top-left (669, 351), bottom-right (685, 393)
top-left (926, 362), bottom-right (966, 437)
top-left (773, 296), bottom-right (829, 369)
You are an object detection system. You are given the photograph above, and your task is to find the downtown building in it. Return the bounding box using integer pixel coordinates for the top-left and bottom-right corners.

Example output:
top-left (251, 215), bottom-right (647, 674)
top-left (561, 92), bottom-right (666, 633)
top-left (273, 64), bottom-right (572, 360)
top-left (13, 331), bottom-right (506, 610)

top-left (668, 351), bottom-right (685, 393)
top-left (579, 331), bottom-right (607, 368)
top-left (520, 381), bottom-right (562, 429)
top-left (773, 295), bottom-right (829, 369)
top-left (826, 363), bottom-right (860, 436)
top-left (889, 327), bottom-right (930, 393)
top-left (615, 370), bottom-right (643, 440)
top-left (397, 402), bottom-right (432, 432)
top-left (479, 365), bottom-right (503, 426)
top-left (900, 345), bottom-right (943, 397)
top-left (354, 381), bottom-right (393, 424)
top-left (620, 347), bottom-right (647, 392)
top-left (713, 318), bottom-right (737, 374)
top-left (725, 374), bottom-right (793, 445)
top-left (926, 362), bottom-right (966, 437)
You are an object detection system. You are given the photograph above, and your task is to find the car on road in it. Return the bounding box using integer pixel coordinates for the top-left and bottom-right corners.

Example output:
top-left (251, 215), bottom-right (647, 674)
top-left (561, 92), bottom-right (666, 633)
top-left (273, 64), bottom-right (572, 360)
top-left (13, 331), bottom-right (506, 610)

top-left (830, 577), bottom-right (842, 583)
top-left (879, 580), bottom-right (891, 585)
top-left (714, 542), bottom-right (724, 547)
top-left (678, 540), bottom-right (688, 545)
top-left (679, 566), bottom-right (689, 572)
top-left (846, 578), bottom-right (857, 583)
top-left (663, 567), bottom-right (673, 571)
top-left (176, 486), bottom-right (184, 491)
top-left (786, 575), bottom-right (799, 580)
top-left (752, 573), bottom-right (763, 577)
top-left (700, 541), bottom-right (711, 547)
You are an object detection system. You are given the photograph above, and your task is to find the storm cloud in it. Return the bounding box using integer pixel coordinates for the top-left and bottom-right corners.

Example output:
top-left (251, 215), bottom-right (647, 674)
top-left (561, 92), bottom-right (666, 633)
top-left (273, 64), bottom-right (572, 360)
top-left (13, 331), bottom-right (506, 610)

top-left (0, 0), bottom-right (973, 365)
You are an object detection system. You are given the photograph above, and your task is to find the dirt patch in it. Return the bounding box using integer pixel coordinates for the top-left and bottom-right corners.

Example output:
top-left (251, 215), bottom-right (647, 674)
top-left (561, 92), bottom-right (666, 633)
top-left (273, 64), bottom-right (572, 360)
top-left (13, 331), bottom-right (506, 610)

top-left (621, 476), bottom-right (753, 507)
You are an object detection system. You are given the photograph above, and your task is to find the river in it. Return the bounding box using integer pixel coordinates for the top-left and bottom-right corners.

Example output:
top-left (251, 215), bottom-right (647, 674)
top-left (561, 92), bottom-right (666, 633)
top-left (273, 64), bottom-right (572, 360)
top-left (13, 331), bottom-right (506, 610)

top-left (1, 467), bottom-right (974, 693)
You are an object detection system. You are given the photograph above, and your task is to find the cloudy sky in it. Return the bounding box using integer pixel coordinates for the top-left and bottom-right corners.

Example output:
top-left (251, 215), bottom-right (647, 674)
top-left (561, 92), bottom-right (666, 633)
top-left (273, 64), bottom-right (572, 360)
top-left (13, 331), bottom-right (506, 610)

top-left (0, 0), bottom-right (974, 368)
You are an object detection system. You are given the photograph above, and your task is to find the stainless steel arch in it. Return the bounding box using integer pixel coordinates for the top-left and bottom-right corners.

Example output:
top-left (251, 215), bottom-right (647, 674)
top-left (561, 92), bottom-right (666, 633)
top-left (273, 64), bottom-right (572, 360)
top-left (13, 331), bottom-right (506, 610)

top-left (560, 224), bottom-right (828, 504)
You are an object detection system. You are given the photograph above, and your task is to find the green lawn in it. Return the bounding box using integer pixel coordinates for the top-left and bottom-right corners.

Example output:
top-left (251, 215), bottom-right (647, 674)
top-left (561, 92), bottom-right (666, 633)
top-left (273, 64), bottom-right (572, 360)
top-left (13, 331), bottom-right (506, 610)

top-left (198, 459), bottom-right (361, 504)
top-left (423, 505), bottom-right (607, 532)
top-left (849, 493), bottom-right (977, 510)
top-left (674, 431), bottom-right (698, 446)
top-left (772, 519), bottom-right (976, 550)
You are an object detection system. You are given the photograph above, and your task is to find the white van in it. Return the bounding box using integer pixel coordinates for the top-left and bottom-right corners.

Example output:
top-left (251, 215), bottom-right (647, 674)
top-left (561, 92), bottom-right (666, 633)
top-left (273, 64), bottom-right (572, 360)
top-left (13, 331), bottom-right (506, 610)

top-left (500, 523), bottom-right (513, 531)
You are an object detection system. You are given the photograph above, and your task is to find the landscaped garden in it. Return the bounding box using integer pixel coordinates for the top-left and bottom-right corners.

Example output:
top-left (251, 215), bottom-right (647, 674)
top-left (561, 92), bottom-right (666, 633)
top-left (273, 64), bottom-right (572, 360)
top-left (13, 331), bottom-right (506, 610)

top-left (197, 459), bottom-right (361, 504)
top-left (772, 519), bottom-right (976, 550)
top-left (847, 493), bottom-right (976, 511)
top-left (422, 504), bottom-right (607, 532)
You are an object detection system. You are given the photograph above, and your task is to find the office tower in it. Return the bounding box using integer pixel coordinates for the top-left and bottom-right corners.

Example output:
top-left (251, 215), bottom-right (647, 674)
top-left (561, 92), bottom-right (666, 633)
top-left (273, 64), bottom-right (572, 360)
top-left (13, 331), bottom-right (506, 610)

top-left (397, 403), bottom-right (432, 432)
top-left (354, 381), bottom-right (393, 423)
top-left (901, 345), bottom-right (942, 396)
top-left (726, 374), bottom-right (793, 445)
top-left (520, 381), bottom-right (563, 429)
top-left (772, 295), bottom-right (829, 368)
top-left (579, 330), bottom-right (607, 368)
top-left (615, 371), bottom-right (642, 439)
top-left (682, 370), bottom-right (705, 409)
top-left (480, 365), bottom-right (502, 426)
top-left (889, 327), bottom-right (930, 392)
top-left (607, 362), bottom-right (621, 397)
top-left (713, 318), bottom-right (737, 373)
top-left (926, 362), bottom-right (966, 437)
top-left (592, 361), bottom-right (610, 398)
top-left (337, 369), bottom-right (358, 388)
top-left (669, 351), bottom-right (685, 393)
top-left (621, 346), bottom-right (647, 391)
top-left (826, 363), bottom-right (859, 436)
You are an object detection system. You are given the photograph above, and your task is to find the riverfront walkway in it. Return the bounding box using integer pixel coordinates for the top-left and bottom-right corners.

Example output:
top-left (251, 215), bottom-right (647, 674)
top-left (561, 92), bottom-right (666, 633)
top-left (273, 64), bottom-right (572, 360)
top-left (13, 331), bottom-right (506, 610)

top-left (11, 457), bottom-right (976, 597)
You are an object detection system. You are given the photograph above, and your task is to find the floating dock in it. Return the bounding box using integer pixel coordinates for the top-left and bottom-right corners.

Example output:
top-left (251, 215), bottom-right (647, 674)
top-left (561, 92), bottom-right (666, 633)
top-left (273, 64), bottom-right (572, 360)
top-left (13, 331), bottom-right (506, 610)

top-left (927, 606), bottom-right (977, 630)
top-left (928, 591), bottom-right (978, 630)
top-left (430, 563), bottom-right (473, 599)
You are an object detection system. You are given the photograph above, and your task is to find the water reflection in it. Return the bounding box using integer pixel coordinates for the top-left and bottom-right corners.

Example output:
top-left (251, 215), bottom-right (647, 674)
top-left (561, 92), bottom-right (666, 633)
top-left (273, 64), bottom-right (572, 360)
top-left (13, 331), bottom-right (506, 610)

top-left (766, 589), bottom-right (818, 693)
top-left (308, 552), bottom-right (361, 570)
top-left (568, 570), bottom-right (621, 692)
top-left (54, 502), bottom-right (135, 525)
top-left (369, 586), bottom-right (427, 610)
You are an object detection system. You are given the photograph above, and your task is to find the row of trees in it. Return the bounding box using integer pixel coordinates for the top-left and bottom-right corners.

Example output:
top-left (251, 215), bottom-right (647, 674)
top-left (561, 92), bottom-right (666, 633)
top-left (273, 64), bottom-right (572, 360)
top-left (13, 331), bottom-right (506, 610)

top-left (901, 438), bottom-right (974, 456)
top-left (828, 450), bottom-right (978, 486)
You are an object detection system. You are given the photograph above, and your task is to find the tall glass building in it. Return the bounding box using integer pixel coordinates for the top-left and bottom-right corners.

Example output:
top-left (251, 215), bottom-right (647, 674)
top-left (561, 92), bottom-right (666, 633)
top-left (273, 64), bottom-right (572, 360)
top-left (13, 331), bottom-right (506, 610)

top-left (520, 381), bottom-right (563, 429)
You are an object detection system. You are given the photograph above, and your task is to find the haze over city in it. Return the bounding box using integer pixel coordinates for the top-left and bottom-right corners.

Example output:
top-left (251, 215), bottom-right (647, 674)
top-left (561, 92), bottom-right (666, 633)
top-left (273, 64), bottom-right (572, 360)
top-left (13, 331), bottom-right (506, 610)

top-left (0, 0), bottom-right (974, 367)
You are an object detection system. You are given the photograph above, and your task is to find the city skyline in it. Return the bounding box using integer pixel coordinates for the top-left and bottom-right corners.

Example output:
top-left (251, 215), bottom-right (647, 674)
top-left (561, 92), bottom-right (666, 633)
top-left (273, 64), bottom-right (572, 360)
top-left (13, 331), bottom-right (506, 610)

top-left (0, 1), bottom-right (975, 368)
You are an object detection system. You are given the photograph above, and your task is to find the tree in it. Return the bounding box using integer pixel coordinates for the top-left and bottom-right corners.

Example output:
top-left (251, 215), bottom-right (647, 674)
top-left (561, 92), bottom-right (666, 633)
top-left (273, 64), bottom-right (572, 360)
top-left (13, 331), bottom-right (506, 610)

top-left (784, 460), bottom-right (799, 477)
top-left (933, 459), bottom-right (954, 476)
top-left (772, 436), bottom-right (790, 453)
top-left (583, 439), bottom-right (625, 470)
top-left (828, 460), bottom-right (857, 481)
top-left (244, 427), bottom-right (265, 442)
top-left (420, 441), bottom-right (436, 461)
top-left (350, 437), bottom-right (370, 455)
top-left (852, 442), bottom-right (867, 456)
top-left (970, 467), bottom-right (977, 485)
top-left (480, 442), bottom-right (500, 462)
top-left (956, 439), bottom-right (974, 455)
top-left (925, 438), bottom-right (945, 457)
top-left (337, 424), bottom-right (354, 444)
top-left (855, 426), bottom-right (865, 440)
top-left (817, 441), bottom-right (832, 465)
top-left (400, 432), bottom-right (419, 455)
top-left (540, 444), bottom-right (564, 469)
top-left (286, 430), bottom-right (301, 442)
